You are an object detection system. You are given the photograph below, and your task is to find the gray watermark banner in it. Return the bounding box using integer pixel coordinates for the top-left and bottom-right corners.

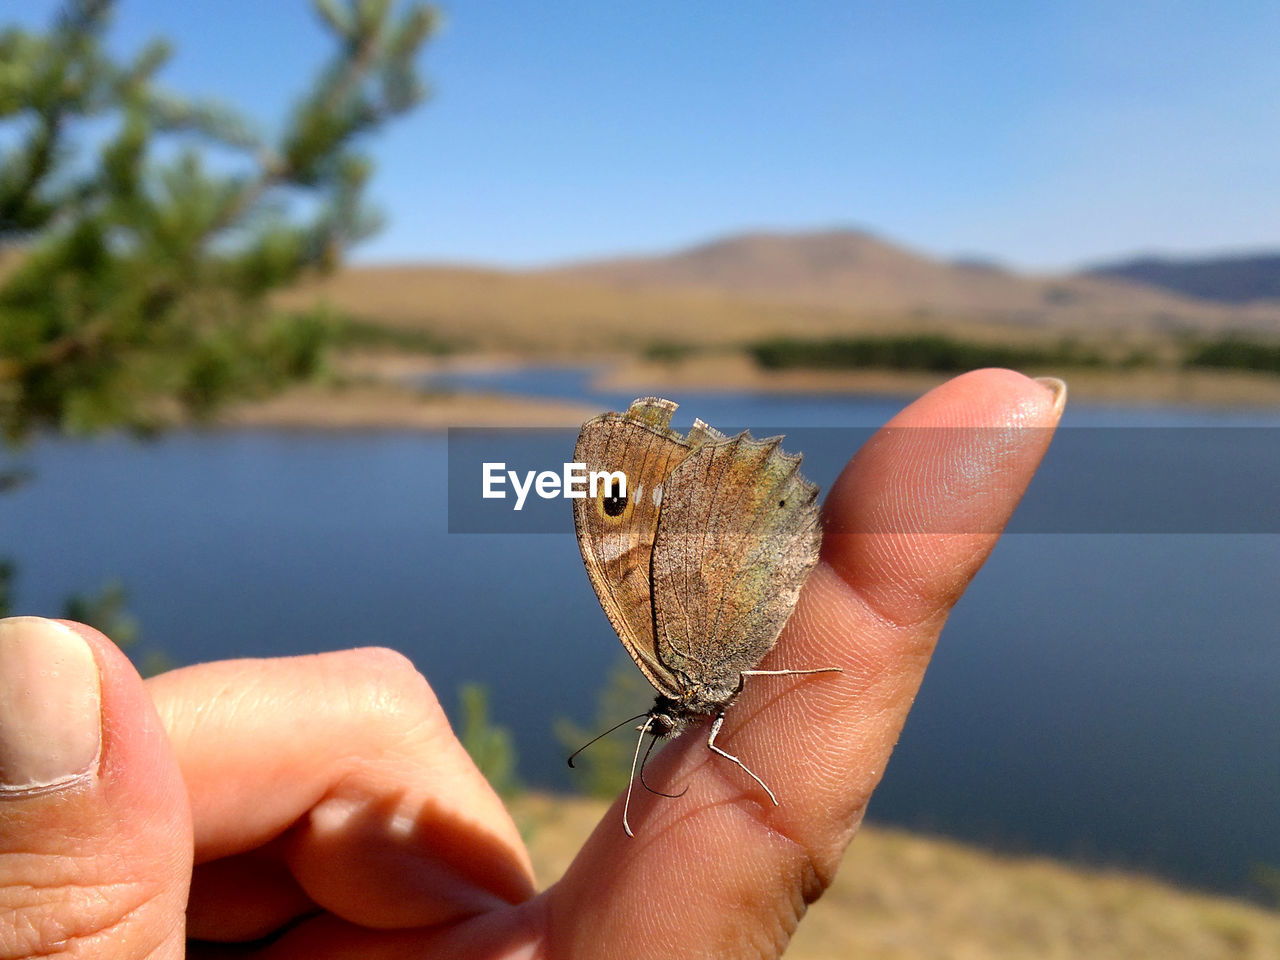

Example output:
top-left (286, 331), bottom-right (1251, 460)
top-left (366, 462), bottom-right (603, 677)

top-left (446, 427), bottom-right (1280, 534)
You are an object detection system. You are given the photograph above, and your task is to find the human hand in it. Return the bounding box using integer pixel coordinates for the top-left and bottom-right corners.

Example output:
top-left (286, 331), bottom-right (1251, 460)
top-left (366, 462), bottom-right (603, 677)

top-left (0, 369), bottom-right (1065, 958)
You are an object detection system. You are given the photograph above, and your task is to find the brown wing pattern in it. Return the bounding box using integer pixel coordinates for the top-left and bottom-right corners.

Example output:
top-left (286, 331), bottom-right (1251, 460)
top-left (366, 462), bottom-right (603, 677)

top-left (573, 397), bottom-right (694, 695)
top-left (650, 433), bottom-right (822, 692)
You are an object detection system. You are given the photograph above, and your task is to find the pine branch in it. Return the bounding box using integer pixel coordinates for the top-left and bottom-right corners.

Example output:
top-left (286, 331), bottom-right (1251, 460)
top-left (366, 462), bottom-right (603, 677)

top-left (1, 0), bottom-right (438, 441)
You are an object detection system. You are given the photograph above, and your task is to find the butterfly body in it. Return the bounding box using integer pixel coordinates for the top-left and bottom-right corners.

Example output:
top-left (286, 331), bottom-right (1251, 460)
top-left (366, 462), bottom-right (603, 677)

top-left (573, 397), bottom-right (835, 832)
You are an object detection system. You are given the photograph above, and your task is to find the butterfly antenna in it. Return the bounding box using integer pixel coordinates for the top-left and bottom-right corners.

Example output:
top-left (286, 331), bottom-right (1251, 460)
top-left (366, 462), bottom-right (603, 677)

top-left (639, 733), bottom-right (687, 798)
top-left (622, 715), bottom-right (656, 838)
top-left (567, 712), bottom-right (650, 768)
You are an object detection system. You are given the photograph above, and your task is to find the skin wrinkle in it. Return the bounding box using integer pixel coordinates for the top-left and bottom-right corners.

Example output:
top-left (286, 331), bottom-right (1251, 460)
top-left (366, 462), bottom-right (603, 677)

top-left (344, 661), bottom-right (459, 774)
top-left (663, 710), bottom-right (859, 903)
top-left (681, 759), bottom-right (838, 955)
top-left (319, 670), bottom-right (532, 901)
top-left (327, 649), bottom-right (429, 728)
top-left (955, 431), bottom-right (1028, 517)
top-left (793, 561), bottom-right (894, 676)
top-left (150, 676), bottom-right (222, 746)
top-left (4, 874), bottom-right (166, 960)
top-left (544, 825), bottom-right (673, 954)
top-left (788, 568), bottom-right (921, 686)
top-left (345, 651), bottom-right (425, 720)
top-left (823, 537), bottom-right (958, 637)
top-left (3, 655), bottom-right (187, 960)
top-left (889, 449), bottom-right (933, 534)
top-left (713, 568), bottom-right (935, 862)
top-left (733, 872), bottom-right (798, 960)
top-left (473, 898), bottom-right (544, 960)
top-left (574, 794), bottom-right (806, 960)
top-left (171, 675), bottom-right (361, 860)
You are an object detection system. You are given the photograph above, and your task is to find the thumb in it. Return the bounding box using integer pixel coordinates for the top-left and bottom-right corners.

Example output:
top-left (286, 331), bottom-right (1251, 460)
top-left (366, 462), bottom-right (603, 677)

top-left (0, 617), bottom-right (192, 958)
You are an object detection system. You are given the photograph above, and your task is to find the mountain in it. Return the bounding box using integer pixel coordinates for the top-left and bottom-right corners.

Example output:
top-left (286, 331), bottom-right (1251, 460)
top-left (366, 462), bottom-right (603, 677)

top-left (541, 229), bottom-right (1209, 324)
top-left (1082, 253), bottom-right (1280, 305)
top-left (286, 230), bottom-right (1279, 354)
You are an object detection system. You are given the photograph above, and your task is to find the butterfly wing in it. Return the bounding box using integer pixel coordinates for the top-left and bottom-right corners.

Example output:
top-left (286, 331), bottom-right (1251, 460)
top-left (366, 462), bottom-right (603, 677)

top-left (650, 433), bottom-right (822, 697)
top-left (573, 397), bottom-right (694, 696)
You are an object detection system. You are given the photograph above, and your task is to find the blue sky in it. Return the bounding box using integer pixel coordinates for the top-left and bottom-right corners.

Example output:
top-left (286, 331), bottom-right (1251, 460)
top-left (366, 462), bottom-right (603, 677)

top-left (11, 0), bottom-right (1280, 270)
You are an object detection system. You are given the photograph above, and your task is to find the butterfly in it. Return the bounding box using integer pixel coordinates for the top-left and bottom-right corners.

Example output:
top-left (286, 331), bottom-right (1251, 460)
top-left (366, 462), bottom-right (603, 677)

top-left (572, 396), bottom-right (839, 835)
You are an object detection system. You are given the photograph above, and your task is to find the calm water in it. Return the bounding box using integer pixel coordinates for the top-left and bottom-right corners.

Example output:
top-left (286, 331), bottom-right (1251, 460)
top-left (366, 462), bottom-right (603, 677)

top-left (2, 372), bottom-right (1277, 896)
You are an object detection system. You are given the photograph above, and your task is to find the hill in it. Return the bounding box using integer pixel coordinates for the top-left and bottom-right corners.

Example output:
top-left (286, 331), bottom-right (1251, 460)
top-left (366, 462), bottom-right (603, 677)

top-left (1083, 252), bottom-right (1280, 305)
top-left (542, 228), bottom-right (1228, 326)
top-left (269, 229), bottom-right (1280, 410)
top-left (284, 230), bottom-right (1280, 352)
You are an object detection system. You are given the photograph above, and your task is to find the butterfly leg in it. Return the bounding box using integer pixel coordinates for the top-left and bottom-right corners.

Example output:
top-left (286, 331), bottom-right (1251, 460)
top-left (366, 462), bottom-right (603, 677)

top-left (739, 666), bottom-right (843, 682)
top-left (706, 711), bottom-right (779, 806)
top-left (732, 666), bottom-right (843, 698)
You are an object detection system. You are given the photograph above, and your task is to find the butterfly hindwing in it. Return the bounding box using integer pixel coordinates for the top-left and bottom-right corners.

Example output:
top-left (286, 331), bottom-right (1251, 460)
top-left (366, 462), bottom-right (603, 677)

top-left (650, 433), bottom-right (822, 694)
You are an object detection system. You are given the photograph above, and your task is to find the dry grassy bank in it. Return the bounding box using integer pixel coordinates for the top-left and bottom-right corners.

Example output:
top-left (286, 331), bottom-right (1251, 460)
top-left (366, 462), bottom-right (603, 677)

top-left (593, 351), bottom-right (1280, 407)
top-left (264, 261), bottom-right (1280, 414)
top-left (515, 793), bottom-right (1280, 960)
top-left (283, 262), bottom-right (1220, 354)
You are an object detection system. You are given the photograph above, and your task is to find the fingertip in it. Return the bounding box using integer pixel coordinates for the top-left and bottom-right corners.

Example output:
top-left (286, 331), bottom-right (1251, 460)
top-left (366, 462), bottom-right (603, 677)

top-left (0, 617), bottom-right (191, 956)
top-left (905, 368), bottom-right (1067, 430)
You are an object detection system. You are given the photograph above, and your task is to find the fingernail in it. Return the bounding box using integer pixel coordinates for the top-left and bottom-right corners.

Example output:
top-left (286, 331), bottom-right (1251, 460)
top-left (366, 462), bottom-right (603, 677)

top-left (0, 617), bottom-right (102, 795)
top-left (1034, 376), bottom-right (1068, 417)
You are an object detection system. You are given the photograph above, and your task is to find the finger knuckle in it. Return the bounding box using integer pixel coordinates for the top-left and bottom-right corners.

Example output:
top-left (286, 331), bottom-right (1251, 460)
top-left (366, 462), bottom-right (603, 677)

top-left (320, 646), bottom-right (444, 740)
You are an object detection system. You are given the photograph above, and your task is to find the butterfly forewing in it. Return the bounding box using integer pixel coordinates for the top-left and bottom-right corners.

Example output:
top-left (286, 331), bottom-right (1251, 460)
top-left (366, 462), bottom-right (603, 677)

top-left (573, 398), bottom-right (694, 695)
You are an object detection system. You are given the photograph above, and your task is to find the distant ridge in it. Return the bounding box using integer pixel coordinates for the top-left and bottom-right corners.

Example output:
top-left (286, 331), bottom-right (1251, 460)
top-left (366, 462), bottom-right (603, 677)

top-left (1083, 253), bottom-right (1280, 305)
top-left (286, 229), bottom-right (1280, 352)
top-left (541, 228), bottom-right (1205, 321)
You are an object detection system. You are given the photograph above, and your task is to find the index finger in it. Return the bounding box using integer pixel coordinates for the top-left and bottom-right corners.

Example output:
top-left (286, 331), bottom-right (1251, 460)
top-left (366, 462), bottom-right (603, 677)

top-left (543, 369), bottom-right (1067, 958)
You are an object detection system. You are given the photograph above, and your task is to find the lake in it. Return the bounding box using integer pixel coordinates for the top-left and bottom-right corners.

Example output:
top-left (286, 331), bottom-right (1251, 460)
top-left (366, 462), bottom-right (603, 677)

top-left (2, 370), bottom-right (1277, 897)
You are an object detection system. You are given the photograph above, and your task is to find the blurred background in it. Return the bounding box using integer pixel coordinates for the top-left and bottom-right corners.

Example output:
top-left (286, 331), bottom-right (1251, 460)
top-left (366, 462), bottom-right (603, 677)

top-left (2, 2), bottom-right (1278, 956)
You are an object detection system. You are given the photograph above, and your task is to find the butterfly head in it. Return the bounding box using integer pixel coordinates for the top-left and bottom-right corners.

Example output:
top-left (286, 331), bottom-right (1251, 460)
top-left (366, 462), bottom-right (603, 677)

top-left (647, 688), bottom-right (732, 740)
top-left (647, 696), bottom-right (694, 740)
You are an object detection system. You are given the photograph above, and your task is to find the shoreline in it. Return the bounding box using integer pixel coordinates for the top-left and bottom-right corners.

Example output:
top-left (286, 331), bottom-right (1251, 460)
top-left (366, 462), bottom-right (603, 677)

top-left (592, 351), bottom-right (1280, 408)
top-left (222, 380), bottom-right (599, 431)
top-left (218, 352), bottom-right (1280, 431)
